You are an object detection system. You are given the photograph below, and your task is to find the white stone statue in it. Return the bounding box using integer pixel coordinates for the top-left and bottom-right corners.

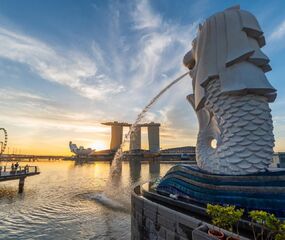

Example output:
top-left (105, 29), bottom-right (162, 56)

top-left (183, 6), bottom-right (277, 175)
top-left (69, 141), bottom-right (95, 156)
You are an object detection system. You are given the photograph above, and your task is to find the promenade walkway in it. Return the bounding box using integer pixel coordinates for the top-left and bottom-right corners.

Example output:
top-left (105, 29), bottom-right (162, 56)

top-left (0, 165), bottom-right (40, 192)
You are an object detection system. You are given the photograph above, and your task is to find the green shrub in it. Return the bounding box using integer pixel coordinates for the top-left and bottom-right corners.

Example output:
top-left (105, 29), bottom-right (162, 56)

top-left (206, 204), bottom-right (244, 233)
top-left (249, 210), bottom-right (285, 240)
top-left (275, 222), bottom-right (285, 240)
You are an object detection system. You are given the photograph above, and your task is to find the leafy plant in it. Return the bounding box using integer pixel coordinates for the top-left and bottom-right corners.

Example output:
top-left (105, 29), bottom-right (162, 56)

top-left (249, 210), bottom-right (269, 240)
top-left (206, 204), bottom-right (244, 235)
top-left (275, 222), bottom-right (285, 240)
top-left (249, 210), bottom-right (285, 240)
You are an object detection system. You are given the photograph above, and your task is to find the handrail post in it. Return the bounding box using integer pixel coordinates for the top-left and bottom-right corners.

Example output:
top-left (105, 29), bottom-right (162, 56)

top-left (18, 177), bottom-right (25, 193)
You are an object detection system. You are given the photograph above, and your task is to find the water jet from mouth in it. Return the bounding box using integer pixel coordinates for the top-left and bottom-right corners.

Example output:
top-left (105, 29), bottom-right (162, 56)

top-left (110, 71), bottom-right (190, 176)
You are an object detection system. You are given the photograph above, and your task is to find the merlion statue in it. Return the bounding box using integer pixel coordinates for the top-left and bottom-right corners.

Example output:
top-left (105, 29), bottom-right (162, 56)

top-left (183, 6), bottom-right (277, 175)
top-left (156, 6), bottom-right (285, 219)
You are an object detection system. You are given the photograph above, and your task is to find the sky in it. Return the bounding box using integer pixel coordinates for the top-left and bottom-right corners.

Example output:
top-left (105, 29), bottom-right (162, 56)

top-left (0, 0), bottom-right (285, 155)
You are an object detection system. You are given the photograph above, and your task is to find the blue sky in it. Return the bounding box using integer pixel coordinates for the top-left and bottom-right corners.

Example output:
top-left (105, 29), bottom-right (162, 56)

top-left (0, 0), bottom-right (285, 155)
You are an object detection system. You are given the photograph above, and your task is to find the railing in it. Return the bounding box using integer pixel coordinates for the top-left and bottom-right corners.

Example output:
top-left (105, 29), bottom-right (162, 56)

top-left (0, 166), bottom-right (39, 177)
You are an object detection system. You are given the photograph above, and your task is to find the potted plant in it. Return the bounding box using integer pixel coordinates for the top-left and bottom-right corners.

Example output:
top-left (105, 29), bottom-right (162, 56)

top-left (206, 204), bottom-right (226, 239)
top-left (249, 210), bottom-right (285, 240)
top-left (223, 206), bottom-right (244, 240)
top-left (206, 204), bottom-right (244, 240)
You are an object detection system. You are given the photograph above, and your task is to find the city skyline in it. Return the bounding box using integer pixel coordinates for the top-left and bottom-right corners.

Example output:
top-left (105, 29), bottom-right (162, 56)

top-left (1, 0), bottom-right (285, 155)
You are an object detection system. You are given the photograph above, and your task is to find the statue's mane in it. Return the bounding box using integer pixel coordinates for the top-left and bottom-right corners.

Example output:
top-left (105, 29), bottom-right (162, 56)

top-left (191, 7), bottom-right (276, 110)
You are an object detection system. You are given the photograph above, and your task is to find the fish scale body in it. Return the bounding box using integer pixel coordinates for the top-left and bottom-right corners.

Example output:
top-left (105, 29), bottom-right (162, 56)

top-left (196, 79), bottom-right (275, 175)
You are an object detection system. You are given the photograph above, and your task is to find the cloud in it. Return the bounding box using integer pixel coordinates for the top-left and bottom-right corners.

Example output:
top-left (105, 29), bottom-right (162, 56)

top-left (131, 0), bottom-right (162, 30)
top-left (128, 0), bottom-right (197, 93)
top-left (0, 103), bottom-right (108, 135)
top-left (269, 19), bottom-right (285, 41)
top-left (0, 88), bottom-right (49, 102)
top-left (0, 27), bottom-right (125, 100)
top-left (0, 88), bottom-right (109, 134)
top-left (0, 0), bottom-right (200, 153)
top-left (104, 0), bottom-right (198, 147)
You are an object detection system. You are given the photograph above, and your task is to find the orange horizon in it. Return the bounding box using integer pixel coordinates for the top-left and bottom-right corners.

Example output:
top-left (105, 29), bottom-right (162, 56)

top-left (2, 143), bottom-right (285, 156)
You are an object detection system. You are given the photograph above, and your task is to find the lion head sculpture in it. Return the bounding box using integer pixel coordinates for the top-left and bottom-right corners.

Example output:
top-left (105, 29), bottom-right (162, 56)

top-left (184, 5), bottom-right (276, 110)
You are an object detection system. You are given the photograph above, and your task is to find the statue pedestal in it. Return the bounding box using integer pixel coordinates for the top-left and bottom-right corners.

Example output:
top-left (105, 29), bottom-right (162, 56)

top-left (156, 164), bottom-right (285, 217)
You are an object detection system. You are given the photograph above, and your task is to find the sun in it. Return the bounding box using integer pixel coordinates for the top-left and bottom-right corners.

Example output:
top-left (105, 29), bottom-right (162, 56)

top-left (89, 140), bottom-right (108, 151)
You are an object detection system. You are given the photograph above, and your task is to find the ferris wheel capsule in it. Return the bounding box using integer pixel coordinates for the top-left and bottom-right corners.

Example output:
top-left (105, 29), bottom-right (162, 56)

top-left (0, 128), bottom-right (8, 155)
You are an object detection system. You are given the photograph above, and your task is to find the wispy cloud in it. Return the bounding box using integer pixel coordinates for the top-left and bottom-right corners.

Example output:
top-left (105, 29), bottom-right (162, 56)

top-left (127, 0), bottom-right (197, 92)
top-left (0, 88), bottom-right (108, 132)
top-left (131, 0), bottom-right (162, 30)
top-left (0, 88), bottom-right (48, 101)
top-left (85, 0), bottom-right (197, 123)
top-left (89, 0), bottom-right (198, 147)
top-left (269, 19), bottom-right (285, 41)
top-left (0, 0), bottom-right (199, 153)
top-left (0, 27), bottom-right (125, 100)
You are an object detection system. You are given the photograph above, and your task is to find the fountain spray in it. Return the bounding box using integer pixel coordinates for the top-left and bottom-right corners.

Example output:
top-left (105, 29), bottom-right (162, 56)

top-left (110, 71), bottom-right (190, 176)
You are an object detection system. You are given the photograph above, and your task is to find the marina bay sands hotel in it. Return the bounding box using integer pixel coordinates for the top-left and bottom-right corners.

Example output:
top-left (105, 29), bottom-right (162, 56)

top-left (102, 121), bottom-right (160, 152)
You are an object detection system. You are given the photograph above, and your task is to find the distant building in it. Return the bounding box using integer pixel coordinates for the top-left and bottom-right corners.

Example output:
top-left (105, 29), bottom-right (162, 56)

top-left (278, 152), bottom-right (285, 168)
top-left (271, 153), bottom-right (280, 168)
top-left (160, 146), bottom-right (196, 154)
top-left (69, 141), bottom-right (95, 157)
top-left (160, 146), bottom-right (196, 161)
top-left (270, 152), bottom-right (285, 168)
top-left (101, 121), bottom-right (160, 152)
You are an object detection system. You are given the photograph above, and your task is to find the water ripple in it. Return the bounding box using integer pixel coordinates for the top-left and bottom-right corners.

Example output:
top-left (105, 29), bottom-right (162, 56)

top-left (0, 161), bottom-right (172, 239)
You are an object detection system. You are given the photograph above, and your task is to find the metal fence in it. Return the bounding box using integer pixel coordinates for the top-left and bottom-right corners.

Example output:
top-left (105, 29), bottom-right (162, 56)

top-left (0, 165), bottom-right (39, 176)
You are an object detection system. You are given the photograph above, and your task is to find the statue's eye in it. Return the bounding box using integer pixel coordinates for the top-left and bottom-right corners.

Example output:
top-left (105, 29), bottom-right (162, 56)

top-left (183, 50), bottom-right (195, 69)
top-left (188, 59), bottom-right (196, 70)
top-left (192, 38), bottom-right (197, 47)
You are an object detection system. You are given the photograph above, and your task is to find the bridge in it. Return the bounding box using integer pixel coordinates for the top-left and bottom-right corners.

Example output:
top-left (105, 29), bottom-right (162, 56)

top-left (0, 165), bottom-right (40, 193)
top-left (0, 154), bottom-right (65, 161)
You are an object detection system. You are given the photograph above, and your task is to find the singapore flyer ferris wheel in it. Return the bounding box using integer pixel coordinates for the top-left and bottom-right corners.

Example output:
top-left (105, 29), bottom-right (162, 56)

top-left (0, 128), bottom-right (8, 156)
